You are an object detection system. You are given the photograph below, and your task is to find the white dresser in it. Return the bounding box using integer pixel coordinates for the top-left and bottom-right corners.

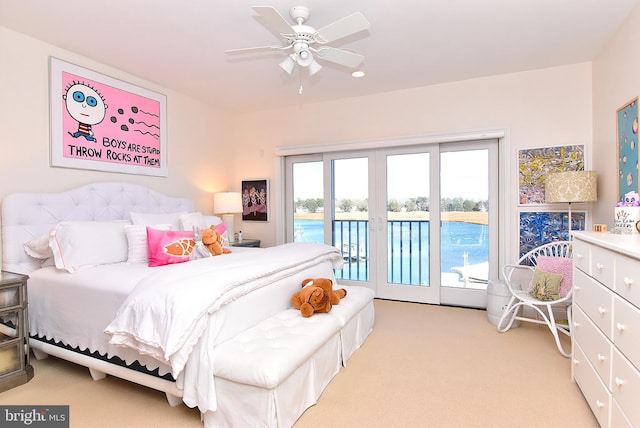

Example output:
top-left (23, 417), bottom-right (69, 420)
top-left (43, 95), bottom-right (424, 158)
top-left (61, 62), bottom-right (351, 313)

top-left (571, 231), bottom-right (640, 427)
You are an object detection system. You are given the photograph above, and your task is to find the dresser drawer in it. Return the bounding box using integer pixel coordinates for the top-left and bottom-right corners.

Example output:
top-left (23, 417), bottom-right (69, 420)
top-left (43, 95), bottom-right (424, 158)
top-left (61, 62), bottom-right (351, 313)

top-left (591, 245), bottom-right (615, 290)
top-left (572, 239), bottom-right (590, 274)
top-left (615, 253), bottom-right (640, 308)
top-left (573, 305), bottom-right (612, 386)
top-left (574, 269), bottom-right (614, 339)
top-left (612, 398), bottom-right (633, 428)
top-left (573, 343), bottom-right (611, 428)
top-left (612, 347), bottom-right (640, 427)
top-left (613, 295), bottom-right (640, 365)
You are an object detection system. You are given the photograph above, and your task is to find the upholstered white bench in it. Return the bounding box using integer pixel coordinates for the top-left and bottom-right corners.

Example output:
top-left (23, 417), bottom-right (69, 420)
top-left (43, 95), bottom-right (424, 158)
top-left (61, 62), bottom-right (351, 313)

top-left (208, 285), bottom-right (375, 428)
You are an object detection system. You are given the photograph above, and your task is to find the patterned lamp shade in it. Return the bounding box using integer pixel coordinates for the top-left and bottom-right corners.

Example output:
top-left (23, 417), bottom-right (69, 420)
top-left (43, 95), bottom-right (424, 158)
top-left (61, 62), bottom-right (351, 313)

top-left (546, 171), bottom-right (597, 203)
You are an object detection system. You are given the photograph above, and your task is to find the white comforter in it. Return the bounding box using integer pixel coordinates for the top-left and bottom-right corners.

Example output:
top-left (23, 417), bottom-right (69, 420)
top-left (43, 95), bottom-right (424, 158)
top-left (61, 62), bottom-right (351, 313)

top-left (104, 242), bottom-right (343, 412)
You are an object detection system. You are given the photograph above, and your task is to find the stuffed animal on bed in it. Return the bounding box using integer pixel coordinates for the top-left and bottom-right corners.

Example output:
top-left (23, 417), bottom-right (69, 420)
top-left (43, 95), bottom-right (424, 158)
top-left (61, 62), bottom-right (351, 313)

top-left (291, 278), bottom-right (347, 317)
top-left (201, 224), bottom-right (231, 256)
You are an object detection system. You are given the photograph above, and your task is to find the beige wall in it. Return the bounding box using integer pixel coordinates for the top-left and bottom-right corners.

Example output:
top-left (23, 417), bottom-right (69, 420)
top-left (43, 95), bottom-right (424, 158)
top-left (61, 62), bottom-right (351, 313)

top-left (232, 64), bottom-right (594, 256)
top-left (592, 4), bottom-right (640, 225)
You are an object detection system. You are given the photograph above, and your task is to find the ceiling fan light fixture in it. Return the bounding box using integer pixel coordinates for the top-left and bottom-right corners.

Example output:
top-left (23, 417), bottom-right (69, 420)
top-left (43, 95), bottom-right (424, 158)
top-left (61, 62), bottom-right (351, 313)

top-left (279, 56), bottom-right (297, 75)
top-left (308, 59), bottom-right (322, 76)
top-left (296, 49), bottom-right (313, 67)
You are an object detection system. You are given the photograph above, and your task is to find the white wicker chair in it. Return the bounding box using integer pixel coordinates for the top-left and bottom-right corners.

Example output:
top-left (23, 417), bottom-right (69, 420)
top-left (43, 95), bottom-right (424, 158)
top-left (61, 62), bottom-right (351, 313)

top-left (497, 241), bottom-right (573, 357)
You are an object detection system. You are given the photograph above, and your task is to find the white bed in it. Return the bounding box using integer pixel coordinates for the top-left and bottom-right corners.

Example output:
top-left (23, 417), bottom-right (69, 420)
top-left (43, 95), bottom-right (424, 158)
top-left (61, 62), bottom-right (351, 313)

top-left (1, 182), bottom-right (374, 427)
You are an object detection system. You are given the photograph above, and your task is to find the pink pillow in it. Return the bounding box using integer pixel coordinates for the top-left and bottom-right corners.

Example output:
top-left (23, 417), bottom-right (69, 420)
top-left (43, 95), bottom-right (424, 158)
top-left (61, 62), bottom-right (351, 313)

top-left (147, 227), bottom-right (195, 267)
top-left (535, 256), bottom-right (573, 298)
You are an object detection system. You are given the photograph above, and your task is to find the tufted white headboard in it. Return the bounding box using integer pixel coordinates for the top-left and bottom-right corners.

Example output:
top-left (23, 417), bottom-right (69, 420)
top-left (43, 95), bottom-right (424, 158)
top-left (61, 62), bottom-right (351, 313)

top-left (1, 182), bottom-right (194, 275)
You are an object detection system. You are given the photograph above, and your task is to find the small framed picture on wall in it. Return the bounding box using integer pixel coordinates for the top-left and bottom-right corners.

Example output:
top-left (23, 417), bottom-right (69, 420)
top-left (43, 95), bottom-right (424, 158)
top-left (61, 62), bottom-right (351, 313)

top-left (241, 179), bottom-right (269, 222)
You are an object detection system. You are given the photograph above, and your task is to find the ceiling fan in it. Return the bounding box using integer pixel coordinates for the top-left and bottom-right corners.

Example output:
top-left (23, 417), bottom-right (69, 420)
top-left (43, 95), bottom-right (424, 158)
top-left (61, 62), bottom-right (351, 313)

top-left (226, 5), bottom-right (371, 77)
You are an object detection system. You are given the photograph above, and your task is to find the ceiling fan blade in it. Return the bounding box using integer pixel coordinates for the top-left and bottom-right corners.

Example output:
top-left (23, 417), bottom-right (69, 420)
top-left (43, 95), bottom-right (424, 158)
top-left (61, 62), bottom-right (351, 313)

top-left (314, 12), bottom-right (370, 44)
top-left (315, 46), bottom-right (365, 68)
top-left (252, 6), bottom-right (295, 36)
top-left (225, 45), bottom-right (288, 55)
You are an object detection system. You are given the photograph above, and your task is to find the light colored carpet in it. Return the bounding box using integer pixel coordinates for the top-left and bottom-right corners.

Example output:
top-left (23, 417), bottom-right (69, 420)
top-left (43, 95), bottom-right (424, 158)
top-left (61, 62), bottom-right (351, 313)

top-left (1, 299), bottom-right (597, 428)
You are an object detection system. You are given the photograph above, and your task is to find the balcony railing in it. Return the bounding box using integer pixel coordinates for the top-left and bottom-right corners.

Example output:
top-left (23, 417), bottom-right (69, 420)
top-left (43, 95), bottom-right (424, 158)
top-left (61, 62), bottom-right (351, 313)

top-left (333, 219), bottom-right (429, 285)
top-left (296, 217), bottom-right (488, 286)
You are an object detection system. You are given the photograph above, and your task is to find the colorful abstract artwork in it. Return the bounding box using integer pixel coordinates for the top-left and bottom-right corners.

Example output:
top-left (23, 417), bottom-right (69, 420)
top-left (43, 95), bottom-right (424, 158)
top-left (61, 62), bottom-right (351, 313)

top-left (49, 57), bottom-right (167, 176)
top-left (617, 97), bottom-right (639, 202)
top-left (519, 211), bottom-right (586, 257)
top-left (518, 145), bottom-right (585, 204)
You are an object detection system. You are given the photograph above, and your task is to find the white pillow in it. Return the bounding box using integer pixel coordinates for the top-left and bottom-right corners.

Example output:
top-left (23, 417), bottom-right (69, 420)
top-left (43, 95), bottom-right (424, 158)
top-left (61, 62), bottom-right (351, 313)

top-left (48, 221), bottom-right (130, 273)
top-left (179, 212), bottom-right (206, 232)
top-left (202, 215), bottom-right (224, 227)
top-left (24, 234), bottom-right (53, 259)
top-left (179, 212), bottom-right (229, 246)
top-left (130, 211), bottom-right (187, 230)
top-left (125, 224), bottom-right (171, 264)
top-left (179, 212), bottom-right (224, 232)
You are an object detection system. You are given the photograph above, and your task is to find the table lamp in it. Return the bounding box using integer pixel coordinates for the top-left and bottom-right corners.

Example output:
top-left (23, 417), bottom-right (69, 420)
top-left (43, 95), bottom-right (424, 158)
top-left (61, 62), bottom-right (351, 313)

top-left (213, 192), bottom-right (242, 238)
top-left (546, 171), bottom-right (597, 237)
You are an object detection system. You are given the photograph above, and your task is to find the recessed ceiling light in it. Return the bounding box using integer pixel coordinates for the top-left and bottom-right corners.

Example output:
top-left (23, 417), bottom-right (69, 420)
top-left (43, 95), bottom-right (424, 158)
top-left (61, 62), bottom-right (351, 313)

top-left (351, 70), bottom-right (366, 78)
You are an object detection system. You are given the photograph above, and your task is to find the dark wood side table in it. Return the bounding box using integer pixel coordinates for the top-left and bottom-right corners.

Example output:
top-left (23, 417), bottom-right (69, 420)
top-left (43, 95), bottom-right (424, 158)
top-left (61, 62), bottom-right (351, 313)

top-left (230, 238), bottom-right (261, 248)
top-left (0, 271), bottom-right (34, 392)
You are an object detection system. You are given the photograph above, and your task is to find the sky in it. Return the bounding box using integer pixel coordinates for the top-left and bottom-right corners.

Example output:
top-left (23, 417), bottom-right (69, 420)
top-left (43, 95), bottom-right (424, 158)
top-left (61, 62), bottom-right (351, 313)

top-left (293, 150), bottom-right (489, 201)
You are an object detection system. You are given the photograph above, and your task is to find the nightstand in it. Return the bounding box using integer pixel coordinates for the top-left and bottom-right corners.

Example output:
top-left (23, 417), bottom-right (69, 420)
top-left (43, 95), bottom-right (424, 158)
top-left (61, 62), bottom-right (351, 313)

top-left (0, 271), bottom-right (33, 392)
top-left (230, 238), bottom-right (261, 248)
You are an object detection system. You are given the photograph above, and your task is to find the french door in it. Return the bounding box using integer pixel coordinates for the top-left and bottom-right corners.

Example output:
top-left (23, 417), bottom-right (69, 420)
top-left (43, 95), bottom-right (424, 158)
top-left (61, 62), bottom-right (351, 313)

top-left (285, 140), bottom-right (498, 308)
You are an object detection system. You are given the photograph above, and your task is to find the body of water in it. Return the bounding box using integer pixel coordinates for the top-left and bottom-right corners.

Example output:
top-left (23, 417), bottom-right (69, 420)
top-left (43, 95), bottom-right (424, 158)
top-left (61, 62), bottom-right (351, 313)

top-left (294, 219), bottom-right (489, 283)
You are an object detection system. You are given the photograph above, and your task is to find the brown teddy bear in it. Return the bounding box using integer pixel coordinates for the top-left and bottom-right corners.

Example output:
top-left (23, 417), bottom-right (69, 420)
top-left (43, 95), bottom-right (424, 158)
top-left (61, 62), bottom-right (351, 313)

top-left (201, 225), bottom-right (231, 256)
top-left (291, 278), bottom-right (347, 317)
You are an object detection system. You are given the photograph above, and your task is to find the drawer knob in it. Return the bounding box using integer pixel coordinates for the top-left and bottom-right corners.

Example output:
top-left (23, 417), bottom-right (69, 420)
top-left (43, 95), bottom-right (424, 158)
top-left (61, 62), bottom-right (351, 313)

top-left (573, 358), bottom-right (580, 365)
top-left (597, 353), bottom-right (605, 362)
top-left (598, 306), bottom-right (607, 315)
top-left (615, 377), bottom-right (625, 387)
top-left (624, 277), bottom-right (633, 286)
top-left (616, 322), bottom-right (626, 331)
top-left (596, 263), bottom-right (604, 271)
top-left (573, 321), bottom-right (580, 328)
top-left (596, 400), bottom-right (605, 408)
top-left (576, 254), bottom-right (583, 260)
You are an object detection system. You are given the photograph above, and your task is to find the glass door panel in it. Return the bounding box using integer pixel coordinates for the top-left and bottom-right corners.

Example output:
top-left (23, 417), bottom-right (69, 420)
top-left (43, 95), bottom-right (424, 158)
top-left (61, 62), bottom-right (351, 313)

top-left (291, 160), bottom-right (324, 244)
top-left (439, 140), bottom-right (499, 308)
top-left (440, 149), bottom-right (489, 289)
top-left (386, 153), bottom-right (430, 286)
top-left (376, 147), bottom-right (439, 303)
top-left (331, 157), bottom-right (370, 282)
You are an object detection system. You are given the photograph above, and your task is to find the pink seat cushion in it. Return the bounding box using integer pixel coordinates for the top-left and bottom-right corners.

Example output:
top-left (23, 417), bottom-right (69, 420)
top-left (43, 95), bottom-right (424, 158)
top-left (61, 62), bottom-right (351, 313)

top-left (535, 256), bottom-right (573, 298)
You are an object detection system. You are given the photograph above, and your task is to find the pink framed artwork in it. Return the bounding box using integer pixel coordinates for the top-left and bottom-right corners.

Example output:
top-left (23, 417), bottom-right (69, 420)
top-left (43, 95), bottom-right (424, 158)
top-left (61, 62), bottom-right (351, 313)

top-left (49, 57), bottom-right (167, 176)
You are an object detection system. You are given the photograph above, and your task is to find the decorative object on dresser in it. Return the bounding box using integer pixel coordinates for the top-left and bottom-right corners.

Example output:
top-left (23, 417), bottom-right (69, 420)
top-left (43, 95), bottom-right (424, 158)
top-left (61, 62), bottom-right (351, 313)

top-left (571, 231), bottom-right (640, 427)
top-left (546, 170), bottom-right (598, 235)
top-left (0, 271), bottom-right (34, 392)
top-left (497, 241), bottom-right (574, 357)
top-left (213, 191), bottom-right (242, 239)
top-left (614, 191), bottom-right (640, 233)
